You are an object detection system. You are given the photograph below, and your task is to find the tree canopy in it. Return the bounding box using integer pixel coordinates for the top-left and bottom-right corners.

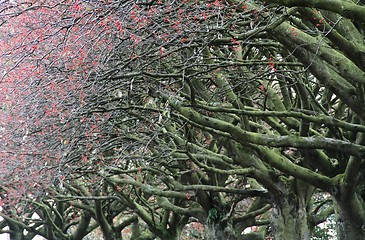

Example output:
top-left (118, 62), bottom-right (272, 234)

top-left (0, 0), bottom-right (365, 239)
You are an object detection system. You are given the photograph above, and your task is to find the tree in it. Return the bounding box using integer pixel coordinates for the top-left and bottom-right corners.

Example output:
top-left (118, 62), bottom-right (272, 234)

top-left (1, 0), bottom-right (365, 239)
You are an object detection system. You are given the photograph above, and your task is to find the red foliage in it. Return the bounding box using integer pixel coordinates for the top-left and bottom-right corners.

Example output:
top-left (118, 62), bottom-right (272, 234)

top-left (0, 0), bottom-right (116, 203)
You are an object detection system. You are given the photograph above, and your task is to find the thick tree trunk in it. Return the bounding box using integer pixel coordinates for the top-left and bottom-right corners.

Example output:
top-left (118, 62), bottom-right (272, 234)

top-left (271, 183), bottom-right (313, 240)
top-left (271, 203), bottom-right (311, 239)
top-left (336, 216), bottom-right (365, 240)
top-left (335, 200), bottom-right (365, 240)
top-left (205, 221), bottom-right (235, 240)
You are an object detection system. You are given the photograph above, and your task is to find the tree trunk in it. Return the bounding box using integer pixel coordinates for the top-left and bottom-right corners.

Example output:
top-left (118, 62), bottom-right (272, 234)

top-left (7, 224), bottom-right (25, 240)
top-left (336, 216), bottom-right (365, 240)
top-left (205, 220), bottom-right (235, 240)
top-left (271, 185), bottom-right (312, 240)
top-left (271, 201), bottom-right (311, 239)
top-left (335, 200), bottom-right (365, 240)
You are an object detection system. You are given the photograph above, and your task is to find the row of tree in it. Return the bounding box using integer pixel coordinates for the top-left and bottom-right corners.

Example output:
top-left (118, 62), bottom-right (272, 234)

top-left (0, 0), bottom-right (365, 239)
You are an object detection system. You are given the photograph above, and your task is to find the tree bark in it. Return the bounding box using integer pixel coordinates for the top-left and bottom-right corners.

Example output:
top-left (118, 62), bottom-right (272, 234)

top-left (205, 221), bottom-right (236, 240)
top-left (271, 182), bottom-right (312, 240)
top-left (335, 199), bottom-right (365, 240)
top-left (336, 216), bottom-right (365, 240)
top-left (271, 201), bottom-right (311, 239)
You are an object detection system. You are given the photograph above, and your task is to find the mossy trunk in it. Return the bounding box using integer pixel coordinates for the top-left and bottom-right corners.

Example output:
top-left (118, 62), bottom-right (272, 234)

top-left (335, 199), bottom-right (365, 240)
top-left (271, 181), bottom-right (313, 240)
top-left (271, 201), bottom-right (311, 240)
top-left (336, 217), bottom-right (365, 240)
top-left (205, 221), bottom-right (236, 240)
top-left (6, 221), bottom-right (26, 240)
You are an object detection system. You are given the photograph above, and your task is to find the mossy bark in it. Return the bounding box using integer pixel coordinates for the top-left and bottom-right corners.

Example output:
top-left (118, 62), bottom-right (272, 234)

top-left (271, 181), bottom-right (313, 240)
top-left (334, 198), bottom-right (365, 240)
top-left (271, 199), bottom-right (311, 240)
top-left (336, 216), bottom-right (365, 240)
top-left (205, 221), bottom-right (236, 240)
